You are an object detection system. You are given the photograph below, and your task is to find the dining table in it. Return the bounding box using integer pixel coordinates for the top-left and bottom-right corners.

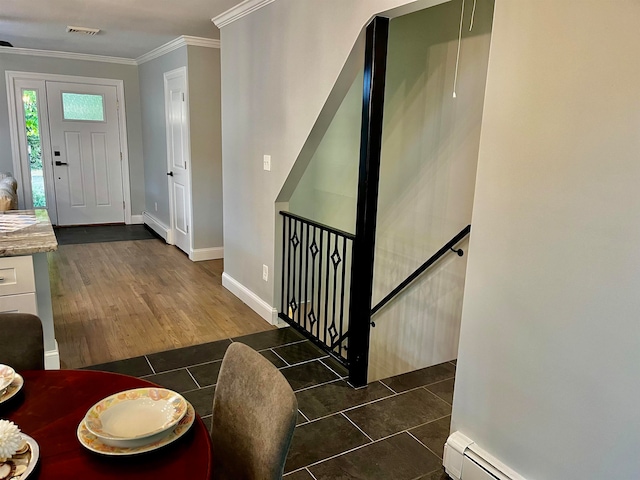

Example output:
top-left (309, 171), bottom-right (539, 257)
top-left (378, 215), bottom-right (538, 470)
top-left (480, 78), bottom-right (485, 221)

top-left (1, 369), bottom-right (212, 479)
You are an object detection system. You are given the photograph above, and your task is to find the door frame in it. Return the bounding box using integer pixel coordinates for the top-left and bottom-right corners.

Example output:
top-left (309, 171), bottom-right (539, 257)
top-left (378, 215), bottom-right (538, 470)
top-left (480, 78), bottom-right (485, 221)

top-left (5, 71), bottom-right (133, 224)
top-left (163, 66), bottom-right (193, 253)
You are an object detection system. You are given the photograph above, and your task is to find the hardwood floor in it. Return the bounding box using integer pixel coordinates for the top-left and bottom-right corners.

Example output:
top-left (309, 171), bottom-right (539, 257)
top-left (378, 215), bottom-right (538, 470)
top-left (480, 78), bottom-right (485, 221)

top-left (48, 238), bottom-right (274, 369)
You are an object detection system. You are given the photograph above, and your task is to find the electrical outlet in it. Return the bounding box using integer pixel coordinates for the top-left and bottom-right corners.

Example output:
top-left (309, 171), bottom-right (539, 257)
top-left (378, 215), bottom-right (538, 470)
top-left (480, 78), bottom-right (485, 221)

top-left (262, 264), bottom-right (268, 281)
top-left (154, 202), bottom-right (158, 212)
top-left (263, 155), bottom-right (271, 171)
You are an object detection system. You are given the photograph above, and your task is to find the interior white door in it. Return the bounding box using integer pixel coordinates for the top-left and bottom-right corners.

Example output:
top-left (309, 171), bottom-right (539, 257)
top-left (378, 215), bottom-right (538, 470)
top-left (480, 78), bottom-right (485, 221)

top-left (46, 81), bottom-right (124, 225)
top-left (164, 68), bottom-right (191, 254)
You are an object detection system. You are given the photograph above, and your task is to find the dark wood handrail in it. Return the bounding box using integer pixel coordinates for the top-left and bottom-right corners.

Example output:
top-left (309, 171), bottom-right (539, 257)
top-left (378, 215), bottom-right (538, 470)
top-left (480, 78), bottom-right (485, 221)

top-left (370, 225), bottom-right (471, 316)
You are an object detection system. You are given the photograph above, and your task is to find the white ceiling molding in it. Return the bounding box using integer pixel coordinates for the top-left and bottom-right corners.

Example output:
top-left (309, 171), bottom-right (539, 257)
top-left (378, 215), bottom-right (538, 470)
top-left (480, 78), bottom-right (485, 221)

top-left (136, 35), bottom-right (220, 64)
top-left (0, 45), bottom-right (136, 65)
top-left (212, 0), bottom-right (276, 28)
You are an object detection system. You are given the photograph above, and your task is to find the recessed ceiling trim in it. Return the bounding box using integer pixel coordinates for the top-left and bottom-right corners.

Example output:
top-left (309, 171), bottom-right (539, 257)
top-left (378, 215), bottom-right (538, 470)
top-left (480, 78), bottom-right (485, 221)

top-left (212, 0), bottom-right (276, 28)
top-left (136, 36), bottom-right (220, 65)
top-left (0, 45), bottom-right (136, 65)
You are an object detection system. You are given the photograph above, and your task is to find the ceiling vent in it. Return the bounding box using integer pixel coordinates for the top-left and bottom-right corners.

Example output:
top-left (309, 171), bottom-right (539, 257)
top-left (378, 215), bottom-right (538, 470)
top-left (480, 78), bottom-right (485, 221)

top-left (66, 26), bottom-right (100, 35)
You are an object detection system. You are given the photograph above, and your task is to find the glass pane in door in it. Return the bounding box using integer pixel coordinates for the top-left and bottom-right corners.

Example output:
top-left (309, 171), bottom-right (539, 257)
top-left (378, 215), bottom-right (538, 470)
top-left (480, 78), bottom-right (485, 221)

top-left (22, 90), bottom-right (46, 207)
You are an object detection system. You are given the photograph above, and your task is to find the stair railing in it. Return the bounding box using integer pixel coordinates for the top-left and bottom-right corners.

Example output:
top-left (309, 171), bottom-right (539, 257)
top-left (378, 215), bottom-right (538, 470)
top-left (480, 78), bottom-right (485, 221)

top-left (279, 211), bottom-right (354, 364)
top-left (370, 225), bottom-right (471, 317)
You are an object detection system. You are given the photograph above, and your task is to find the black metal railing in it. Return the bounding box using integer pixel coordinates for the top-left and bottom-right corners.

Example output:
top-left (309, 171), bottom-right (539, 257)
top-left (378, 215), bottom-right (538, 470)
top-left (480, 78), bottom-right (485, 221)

top-left (279, 211), bottom-right (355, 364)
top-left (370, 225), bottom-right (471, 316)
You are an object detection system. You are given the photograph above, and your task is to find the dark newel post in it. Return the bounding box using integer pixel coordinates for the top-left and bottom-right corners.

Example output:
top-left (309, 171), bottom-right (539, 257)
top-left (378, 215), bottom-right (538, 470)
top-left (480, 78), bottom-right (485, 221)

top-left (347, 16), bottom-right (389, 387)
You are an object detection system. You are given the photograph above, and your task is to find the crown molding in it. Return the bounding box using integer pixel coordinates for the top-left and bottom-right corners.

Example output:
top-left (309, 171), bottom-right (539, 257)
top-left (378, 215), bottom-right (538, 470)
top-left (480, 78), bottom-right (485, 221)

top-left (0, 46), bottom-right (136, 65)
top-left (212, 0), bottom-right (276, 28)
top-left (136, 35), bottom-right (220, 64)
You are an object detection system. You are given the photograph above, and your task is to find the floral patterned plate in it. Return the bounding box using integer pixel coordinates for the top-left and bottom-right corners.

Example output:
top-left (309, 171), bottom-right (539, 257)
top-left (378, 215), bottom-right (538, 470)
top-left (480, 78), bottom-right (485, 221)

top-left (84, 388), bottom-right (188, 443)
top-left (0, 365), bottom-right (15, 392)
top-left (0, 434), bottom-right (39, 480)
top-left (0, 373), bottom-right (23, 405)
top-left (77, 402), bottom-right (195, 455)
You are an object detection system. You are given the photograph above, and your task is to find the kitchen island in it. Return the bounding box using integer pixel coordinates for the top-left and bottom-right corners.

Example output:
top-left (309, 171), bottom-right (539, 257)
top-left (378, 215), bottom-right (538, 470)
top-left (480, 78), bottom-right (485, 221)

top-left (0, 209), bottom-right (59, 368)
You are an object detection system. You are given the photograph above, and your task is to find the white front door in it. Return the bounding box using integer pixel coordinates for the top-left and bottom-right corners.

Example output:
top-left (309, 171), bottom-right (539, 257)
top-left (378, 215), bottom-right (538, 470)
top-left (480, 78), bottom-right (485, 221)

top-left (164, 68), bottom-right (191, 254)
top-left (46, 81), bottom-right (124, 225)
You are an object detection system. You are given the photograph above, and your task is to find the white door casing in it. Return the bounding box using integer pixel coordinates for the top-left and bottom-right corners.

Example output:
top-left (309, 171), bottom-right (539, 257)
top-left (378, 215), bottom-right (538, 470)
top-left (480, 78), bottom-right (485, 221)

top-left (164, 67), bottom-right (192, 255)
top-left (5, 71), bottom-right (133, 225)
top-left (46, 81), bottom-right (124, 225)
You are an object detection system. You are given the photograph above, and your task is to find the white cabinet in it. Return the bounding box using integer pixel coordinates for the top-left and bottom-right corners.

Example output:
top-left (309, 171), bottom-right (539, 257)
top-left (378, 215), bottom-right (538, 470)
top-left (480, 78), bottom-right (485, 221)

top-left (0, 255), bottom-right (37, 313)
top-left (0, 253), bottom-right (59, 369)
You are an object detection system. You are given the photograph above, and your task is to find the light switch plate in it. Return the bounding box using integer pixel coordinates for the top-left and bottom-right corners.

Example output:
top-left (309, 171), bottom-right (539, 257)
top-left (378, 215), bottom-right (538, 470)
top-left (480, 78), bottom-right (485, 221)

top-left (262, 264), bottom-right (268, 281)
top-left (263, 155), bottom-right (271, 171)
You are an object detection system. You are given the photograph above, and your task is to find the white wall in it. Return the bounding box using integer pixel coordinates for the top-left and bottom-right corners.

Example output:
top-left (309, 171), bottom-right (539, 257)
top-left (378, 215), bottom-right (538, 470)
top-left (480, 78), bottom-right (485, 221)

top-left (187, 46), bottom-right (224, 250)
top-left (0, 53), bottom-right (146, 215)
top-left (452, 1), bottom-right (640, 478)
top-left (219, 0), bottom-right (449, 309)
top-left (139, 46), bottom-right (223, 251)
top-left (139, 46), bottom-right (188, 227)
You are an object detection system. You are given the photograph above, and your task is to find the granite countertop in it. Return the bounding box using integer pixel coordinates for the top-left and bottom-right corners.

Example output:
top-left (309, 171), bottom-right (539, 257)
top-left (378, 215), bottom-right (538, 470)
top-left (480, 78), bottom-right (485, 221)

top-left (0, 209), bottom-right (58, 257)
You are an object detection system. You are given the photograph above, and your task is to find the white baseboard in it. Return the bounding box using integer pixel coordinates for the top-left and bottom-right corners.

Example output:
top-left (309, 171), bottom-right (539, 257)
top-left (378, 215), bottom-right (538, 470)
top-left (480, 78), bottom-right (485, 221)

top-left (444, 432), bottom-right (527, 480)
top-left (130, 214), bottom-right (144, 224)
top-left (45, 340), bottom-right (60, 370)
top-left (221, 272), bottom-right (279, 325)
top-left (190, 247), bottom-right (224, 261)
top-left (143, 212), bottom-right (172, 243)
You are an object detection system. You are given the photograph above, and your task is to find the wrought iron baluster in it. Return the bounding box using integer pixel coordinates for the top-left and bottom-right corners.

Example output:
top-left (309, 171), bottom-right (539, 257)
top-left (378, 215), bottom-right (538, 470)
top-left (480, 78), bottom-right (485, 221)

top-left (281, 215), bottom-right (287, 315)
top-left (308, 226), bottom-right (318, 336)
top-left (338, 236), bottom-right (348, 355)
top-left (324, 231), bottom-right (331, 347)
top-left (286, 216), bottom-right (293, 320)
top-left (316, 230), bottom-right (324, 339)
top-left (304, 222), bottom-right (310, 332)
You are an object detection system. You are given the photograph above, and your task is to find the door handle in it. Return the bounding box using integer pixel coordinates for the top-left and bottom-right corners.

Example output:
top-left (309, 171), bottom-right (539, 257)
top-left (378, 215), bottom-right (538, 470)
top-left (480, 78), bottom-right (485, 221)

top-left (167, 172), bottom-right (174, 176)
top-left (55, 161), bottom-right (68, 166)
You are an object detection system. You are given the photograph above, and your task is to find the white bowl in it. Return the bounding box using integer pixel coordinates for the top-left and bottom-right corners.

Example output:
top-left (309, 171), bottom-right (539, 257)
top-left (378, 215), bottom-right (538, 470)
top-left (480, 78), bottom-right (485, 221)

top-left (0, 365), bottom-right (15, 392)
top-left (84, 388), bottom-right (188, 447)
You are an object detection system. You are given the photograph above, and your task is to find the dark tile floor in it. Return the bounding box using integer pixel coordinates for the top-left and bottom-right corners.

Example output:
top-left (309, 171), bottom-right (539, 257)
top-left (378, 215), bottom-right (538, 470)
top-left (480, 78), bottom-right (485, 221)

top-left (85, 328), bottom-right (455, 479)
top-left (54, 224), bottom-right (157, 245)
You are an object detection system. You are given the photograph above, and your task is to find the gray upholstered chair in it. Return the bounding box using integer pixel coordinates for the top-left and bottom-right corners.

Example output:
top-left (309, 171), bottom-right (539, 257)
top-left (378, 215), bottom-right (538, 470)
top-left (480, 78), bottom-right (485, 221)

top-left (210, 342), bottom-right (298, 480)
top-left (0, 313), bottom-right (45, 371)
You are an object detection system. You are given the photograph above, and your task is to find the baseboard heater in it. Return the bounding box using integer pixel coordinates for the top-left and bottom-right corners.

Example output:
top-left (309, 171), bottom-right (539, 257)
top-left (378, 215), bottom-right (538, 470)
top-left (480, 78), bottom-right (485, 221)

top-left (444, 432), bottom-right (527, 480)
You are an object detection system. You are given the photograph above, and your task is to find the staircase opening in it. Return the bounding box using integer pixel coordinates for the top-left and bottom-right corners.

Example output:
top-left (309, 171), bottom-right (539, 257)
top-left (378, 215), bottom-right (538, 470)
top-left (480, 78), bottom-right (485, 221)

top-left (276, 0), bottom-right (494, 386)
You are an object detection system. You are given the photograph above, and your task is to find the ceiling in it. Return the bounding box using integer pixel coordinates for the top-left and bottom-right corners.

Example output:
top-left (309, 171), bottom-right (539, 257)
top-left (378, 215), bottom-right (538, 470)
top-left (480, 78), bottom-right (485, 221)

top-left (0, 0), bottom-right (244, 59)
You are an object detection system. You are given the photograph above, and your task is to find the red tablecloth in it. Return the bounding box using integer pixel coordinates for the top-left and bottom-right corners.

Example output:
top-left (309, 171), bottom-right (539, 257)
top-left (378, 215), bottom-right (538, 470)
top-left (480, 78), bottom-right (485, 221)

top-left (2, 370), bottom-right (212, 479)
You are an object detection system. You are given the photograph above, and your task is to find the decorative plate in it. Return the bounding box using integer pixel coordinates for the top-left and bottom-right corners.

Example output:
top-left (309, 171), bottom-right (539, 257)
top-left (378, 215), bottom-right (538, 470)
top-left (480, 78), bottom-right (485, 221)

top-left (0, 373), bottom-right (22, 405)
top-left (0, 434), bottom-right (39, 480)
top-left (0, 365), bottom-right (15, 392)
top-left (77, 402), bottom-right (195, 456)
top-left (84, 388), bottom-right (188, 442)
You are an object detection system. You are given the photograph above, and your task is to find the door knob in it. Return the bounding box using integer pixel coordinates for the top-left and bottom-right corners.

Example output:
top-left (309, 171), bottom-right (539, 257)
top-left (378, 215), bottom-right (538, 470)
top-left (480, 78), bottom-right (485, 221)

top-left (167, 172), bottom-right (174, 177)
top-left (55, 161), bottom-right (68, 166)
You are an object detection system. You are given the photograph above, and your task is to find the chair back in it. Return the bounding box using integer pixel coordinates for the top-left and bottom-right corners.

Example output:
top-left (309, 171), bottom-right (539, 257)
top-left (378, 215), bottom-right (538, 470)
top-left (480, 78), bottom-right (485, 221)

top-left (0, 313), bottom-right (44, 371)
top-left (211, 342), bottom-right (297, 480)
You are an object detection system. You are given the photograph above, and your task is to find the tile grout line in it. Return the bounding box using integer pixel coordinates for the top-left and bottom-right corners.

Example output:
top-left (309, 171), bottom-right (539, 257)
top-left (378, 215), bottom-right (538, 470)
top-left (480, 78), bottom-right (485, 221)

top-left (318, 357), bottom-right (347, 379)
top-left (406, 430), bottom-right (444, 460)
top-left (292, 429), bottom-right (414, 473)
top-left (280, 356), bottom-right (331, 371)
top-left (294, 378), bottom-right (342, 394)
top-left (341, 412), bottom-right (374, 443)
top-left (144, 355), bottom-right (156, 375)
top-left (295, 381), bottom-right (452, 427)
top-left (298, 409), bottom-right (310, 423)
top-left (294, 421), bottom-right (452, 476)
top-left (270, 348), bottom-right (290, 366)
top-left (378, 379), bottom-right (396, 394)
top-left (185, 367), bottom-right (202, 389)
